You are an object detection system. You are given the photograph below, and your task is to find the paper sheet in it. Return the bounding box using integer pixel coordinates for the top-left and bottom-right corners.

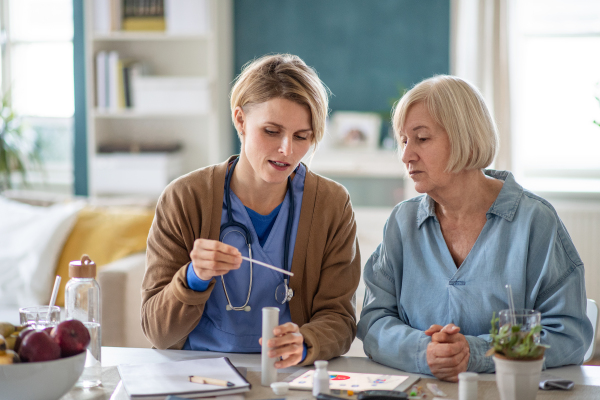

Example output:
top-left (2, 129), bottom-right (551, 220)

top-left (288, 370), bottom-right (409, 392)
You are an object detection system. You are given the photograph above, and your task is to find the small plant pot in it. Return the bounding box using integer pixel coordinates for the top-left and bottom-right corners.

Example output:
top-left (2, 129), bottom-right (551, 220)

top-left (493, 354), bottom-right (544, 400)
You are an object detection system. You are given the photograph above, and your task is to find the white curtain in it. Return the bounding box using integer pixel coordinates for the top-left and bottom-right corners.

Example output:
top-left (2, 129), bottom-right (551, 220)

top-left (450, 0), bottom-right (512, 171)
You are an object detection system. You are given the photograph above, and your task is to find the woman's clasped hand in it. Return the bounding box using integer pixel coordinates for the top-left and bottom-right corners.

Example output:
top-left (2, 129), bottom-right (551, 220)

top-left (425, 324), bottom-right (470, 382)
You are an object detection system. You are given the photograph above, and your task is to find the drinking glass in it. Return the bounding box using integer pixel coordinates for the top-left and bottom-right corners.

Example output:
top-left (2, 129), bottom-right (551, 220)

top-left (498, 309), bottom-right (541, 344)
top-left (19, 306), bottom-right (60, 329)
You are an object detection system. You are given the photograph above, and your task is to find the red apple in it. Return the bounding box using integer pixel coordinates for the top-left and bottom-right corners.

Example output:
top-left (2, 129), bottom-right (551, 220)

top-left (19, 331), bottom-right (61, 362)
top-left (51, 319), bottom-right (90, 357)
top-left (14, 327), bottom-right (35, 354)
top-left (42, 326), bottom-right (54, 335)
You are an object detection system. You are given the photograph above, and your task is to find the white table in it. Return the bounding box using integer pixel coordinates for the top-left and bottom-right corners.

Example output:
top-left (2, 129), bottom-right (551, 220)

top-left (60, 347), bottom-right (600, 400)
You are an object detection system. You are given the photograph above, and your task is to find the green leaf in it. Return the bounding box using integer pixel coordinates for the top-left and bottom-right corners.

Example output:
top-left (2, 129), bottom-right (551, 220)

top-left (487, 313), bottom-right (549, 360)
top-left (0, 89), bottom-right (43, 190)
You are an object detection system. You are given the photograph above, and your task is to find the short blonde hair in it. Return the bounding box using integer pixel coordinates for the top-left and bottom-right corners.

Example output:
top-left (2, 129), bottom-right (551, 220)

top-left (392, 75), bottom-right (498, 172)
top-left (230, 54), bottom-right (330, 147)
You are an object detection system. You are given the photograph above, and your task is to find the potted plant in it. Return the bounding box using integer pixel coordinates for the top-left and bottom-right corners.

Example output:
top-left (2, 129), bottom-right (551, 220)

top-left (0, 92), bottom-right (42, 191)
top-left (486, 312), bottom-right (549, 400)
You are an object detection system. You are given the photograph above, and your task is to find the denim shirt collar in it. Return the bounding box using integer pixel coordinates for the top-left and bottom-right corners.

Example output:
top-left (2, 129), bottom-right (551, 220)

top-left (416, 169), bottom-right (524, 228)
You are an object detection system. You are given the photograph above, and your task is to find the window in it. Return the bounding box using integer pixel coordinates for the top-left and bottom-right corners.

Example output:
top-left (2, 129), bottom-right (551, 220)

top-left (1, 0), bottom-right (74, 190)
top-left (511, 0), bottom-right (600, 193)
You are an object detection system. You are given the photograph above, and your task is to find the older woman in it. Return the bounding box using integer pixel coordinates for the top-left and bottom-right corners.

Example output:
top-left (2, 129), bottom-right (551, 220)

top-left (357, 75), bottom-right (592, 382)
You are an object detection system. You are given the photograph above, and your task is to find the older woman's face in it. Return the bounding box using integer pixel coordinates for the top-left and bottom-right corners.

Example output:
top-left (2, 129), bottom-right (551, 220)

top-left (399, 102), bottom-right (453, 195)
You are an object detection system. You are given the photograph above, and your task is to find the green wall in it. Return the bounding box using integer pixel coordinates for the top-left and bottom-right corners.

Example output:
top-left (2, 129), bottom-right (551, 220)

top-left (234, 0), bottom-right (450, 114)
top-left (234, 1), bottom-right (450, 206)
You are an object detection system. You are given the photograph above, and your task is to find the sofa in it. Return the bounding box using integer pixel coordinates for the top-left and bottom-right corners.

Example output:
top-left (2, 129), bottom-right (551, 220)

top-left (0, 190), bottom-right (155, 348)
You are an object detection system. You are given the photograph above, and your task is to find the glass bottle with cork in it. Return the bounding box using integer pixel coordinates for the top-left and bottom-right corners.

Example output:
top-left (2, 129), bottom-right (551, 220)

top-left (65, 254), bottom-right (102, 388)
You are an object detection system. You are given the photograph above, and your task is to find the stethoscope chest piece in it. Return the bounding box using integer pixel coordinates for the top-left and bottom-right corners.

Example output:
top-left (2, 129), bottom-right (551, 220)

top-left (275, 278), bottom-right (294, 304)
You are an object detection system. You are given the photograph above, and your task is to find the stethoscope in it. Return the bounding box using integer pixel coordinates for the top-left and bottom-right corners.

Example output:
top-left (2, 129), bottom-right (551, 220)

top-left (219, 157), bottom-right (295, 312)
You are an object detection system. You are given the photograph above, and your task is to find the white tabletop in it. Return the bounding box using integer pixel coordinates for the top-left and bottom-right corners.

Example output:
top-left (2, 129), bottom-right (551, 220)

top-left (101, 346), bottom-right (600, 386)
top-left (56, 347), bottom-right (600, 400)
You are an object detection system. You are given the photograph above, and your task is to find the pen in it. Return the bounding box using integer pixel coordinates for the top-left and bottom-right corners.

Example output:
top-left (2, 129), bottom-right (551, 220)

top-left (189, 375), bottom-right (235, 387)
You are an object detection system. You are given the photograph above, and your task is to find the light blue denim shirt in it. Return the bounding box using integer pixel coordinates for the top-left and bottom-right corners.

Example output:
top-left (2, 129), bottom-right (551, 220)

top-left (357, 170), bottom-right (592, 375)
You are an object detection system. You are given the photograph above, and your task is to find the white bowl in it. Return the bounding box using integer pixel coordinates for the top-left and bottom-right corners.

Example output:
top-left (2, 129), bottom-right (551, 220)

top-left (0, 352), bottom-right (86, 400)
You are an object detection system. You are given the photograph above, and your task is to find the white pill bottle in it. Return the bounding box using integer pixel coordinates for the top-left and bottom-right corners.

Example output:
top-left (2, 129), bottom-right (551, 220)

top-left (313, 360), bottom-right (331, 396)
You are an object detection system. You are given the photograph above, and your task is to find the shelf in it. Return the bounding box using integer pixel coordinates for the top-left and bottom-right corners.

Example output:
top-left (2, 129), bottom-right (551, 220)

top-left (85, 0), bottom-right (234, 196)
top-left (93, 109), bottom-right (207, 119)
top-left (93, 32), bottom-right (209, 41)
top-left (308, 149), bottom-right (404, 178)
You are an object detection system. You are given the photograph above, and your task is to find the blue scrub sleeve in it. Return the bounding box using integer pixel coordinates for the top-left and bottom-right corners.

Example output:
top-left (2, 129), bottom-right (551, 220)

top-left (186, 262), bottom-right (211, 292)
top-left (302, 343), bottom-right (307, 362)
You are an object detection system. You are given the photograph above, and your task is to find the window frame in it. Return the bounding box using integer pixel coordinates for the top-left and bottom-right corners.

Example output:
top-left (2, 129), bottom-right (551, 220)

top-left (0, 0), bottom-right (75, 190)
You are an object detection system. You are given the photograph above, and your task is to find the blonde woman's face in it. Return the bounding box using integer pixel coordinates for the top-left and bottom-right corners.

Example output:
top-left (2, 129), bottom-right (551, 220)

top-left (398, 102), bottom-right (452, 196)
top-left (235, 98), bottom-right (313, 187)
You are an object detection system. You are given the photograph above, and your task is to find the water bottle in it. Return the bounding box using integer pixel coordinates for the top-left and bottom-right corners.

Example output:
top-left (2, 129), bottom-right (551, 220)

top-left (313, 360), bottom-right (330, 396)
top-left (65, 254), bottom-right (102, 388)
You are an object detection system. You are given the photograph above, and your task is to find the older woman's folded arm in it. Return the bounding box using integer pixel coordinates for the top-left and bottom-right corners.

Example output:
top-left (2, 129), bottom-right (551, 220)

top-left (358, 242), bottom-right (434, 375)
top-left (539, 271), bottom-right (592, 368)
top-left (533, 239), bottom-right (592, 366)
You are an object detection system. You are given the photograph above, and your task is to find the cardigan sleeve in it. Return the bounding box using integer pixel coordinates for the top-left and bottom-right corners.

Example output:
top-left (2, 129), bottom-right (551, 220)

top-left (299, 192), bottom-right (361, 365)
top-left (140, 182), bottom-right (215, 350)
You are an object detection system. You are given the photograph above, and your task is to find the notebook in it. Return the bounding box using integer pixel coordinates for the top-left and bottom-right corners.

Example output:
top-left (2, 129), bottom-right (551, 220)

top-left (117, 357), bottom-right (251, 399)
top-left (287, 370), bottom-right (418, 392)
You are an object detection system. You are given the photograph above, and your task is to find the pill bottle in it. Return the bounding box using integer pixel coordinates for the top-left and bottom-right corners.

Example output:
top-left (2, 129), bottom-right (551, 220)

top-left (313, 360), bottom-right (331, 396)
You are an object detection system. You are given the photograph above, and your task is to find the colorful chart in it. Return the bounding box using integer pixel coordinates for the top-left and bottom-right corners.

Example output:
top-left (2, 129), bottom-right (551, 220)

top-left (331, 374), bottom-right (351, 380)
top-left (288, 370), bottom-right (409, 392)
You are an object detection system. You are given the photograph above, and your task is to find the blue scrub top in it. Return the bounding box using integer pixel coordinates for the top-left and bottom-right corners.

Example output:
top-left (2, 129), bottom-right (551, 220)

top-left (183, 163), bottom-right (306, 352)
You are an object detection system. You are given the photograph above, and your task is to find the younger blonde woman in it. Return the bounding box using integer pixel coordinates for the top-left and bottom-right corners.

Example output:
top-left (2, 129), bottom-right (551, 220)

top-left (141, 54), bottom-right (361, 367)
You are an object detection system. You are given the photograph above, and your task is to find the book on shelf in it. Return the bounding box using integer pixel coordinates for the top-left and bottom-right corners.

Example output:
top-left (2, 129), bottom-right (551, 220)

top-left (107, 51), bottom-right (120, 110)
top-left (122, 0), bottom-right (166, 31)
top-left (93, 0), bottom-right (209, 35)
top-left (111, 0), bottom-right (122, 31)
top-left (95, 51), bottom-right (107, 110)
top-left (117, 357), bottom-right (250, 400)
top-left (96, 51), bottom-right (145, 111)
top-left (93, 0), bottom-right (111, 34)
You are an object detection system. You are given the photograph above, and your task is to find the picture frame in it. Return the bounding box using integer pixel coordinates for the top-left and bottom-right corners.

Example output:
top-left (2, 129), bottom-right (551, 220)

top-left (329, 111), bottom-right (382, 150)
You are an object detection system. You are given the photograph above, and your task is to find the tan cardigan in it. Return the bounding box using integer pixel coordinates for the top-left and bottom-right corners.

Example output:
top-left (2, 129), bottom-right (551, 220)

top-left (141, 157), bottom-right (361, 365)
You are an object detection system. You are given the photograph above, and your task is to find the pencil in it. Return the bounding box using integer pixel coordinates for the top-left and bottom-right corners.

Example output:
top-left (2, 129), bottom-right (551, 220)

top-left (189, 375), bottom-right (235, 387)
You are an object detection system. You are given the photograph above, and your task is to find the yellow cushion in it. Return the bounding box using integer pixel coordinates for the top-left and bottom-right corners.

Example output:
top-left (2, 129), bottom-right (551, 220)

top-left (53, 206), bottom-right (154, 307)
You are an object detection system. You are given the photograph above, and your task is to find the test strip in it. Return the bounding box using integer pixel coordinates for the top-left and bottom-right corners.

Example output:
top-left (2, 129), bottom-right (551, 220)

top-left (241, 256), bottom-right (294, 276)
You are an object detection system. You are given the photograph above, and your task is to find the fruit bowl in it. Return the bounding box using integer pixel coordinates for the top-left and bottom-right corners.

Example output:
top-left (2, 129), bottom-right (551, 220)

top-left (0, 351), bottom-right (86, 400)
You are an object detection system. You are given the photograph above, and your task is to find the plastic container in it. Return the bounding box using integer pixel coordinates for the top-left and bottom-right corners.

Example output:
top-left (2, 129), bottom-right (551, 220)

top-left (313, 360), bottom-right (331, 396)
top-left (458, 372), bottom-right (478, 400)
top-left (65, 254), bottom-right (102, 388)
top-left (270, 382), bottom-right (289, 395)
top-left (261, 307), bottom-right (279, 386)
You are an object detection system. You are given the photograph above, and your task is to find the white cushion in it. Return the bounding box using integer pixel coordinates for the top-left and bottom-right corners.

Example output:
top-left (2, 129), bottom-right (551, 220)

top-left (0, 197), bottom-right (83, 307)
